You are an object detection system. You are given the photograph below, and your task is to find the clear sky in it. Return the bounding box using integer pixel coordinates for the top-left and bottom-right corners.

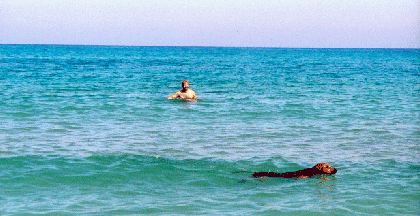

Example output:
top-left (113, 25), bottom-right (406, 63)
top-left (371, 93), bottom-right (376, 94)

top-left (1, 0), bottom-right (419, 48)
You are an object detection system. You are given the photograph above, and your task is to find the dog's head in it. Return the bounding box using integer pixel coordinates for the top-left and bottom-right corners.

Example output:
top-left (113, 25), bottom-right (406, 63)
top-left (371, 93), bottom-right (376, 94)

top-left (313, 163), bottom-right (337, 174)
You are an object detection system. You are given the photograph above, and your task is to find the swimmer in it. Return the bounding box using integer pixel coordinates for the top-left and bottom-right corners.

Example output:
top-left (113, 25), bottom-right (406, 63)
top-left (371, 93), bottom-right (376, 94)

top-left (167, 80), bottom-right (197, 101)
top-left (252, 163), bottom-right (337, 179)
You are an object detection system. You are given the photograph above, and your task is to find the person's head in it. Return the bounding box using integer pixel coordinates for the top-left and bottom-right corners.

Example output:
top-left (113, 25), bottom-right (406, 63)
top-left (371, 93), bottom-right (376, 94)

top-left (182, 80), bottom-right (189, 89)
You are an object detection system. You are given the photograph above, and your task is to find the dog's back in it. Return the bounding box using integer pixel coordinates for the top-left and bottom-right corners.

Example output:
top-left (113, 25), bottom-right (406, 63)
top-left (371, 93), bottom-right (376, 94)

top-left (253, 163), bottom-right (337, 178)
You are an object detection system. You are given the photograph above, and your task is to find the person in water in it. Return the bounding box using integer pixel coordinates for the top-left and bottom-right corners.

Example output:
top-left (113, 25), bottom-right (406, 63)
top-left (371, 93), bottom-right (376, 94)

top-left (167, 80), bottom-right (197, 101)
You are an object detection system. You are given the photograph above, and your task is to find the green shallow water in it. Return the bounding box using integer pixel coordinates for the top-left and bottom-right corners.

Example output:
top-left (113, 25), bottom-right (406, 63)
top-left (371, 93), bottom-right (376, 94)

top-left (0, 155), bottom-right (418, 215)
top-left (0, 45), bottom-right (419, 215)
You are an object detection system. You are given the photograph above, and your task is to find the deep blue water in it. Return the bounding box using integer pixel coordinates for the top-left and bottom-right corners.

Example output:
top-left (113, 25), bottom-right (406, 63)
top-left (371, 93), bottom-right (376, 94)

top-left (0, 45), bottom-right (419, 215)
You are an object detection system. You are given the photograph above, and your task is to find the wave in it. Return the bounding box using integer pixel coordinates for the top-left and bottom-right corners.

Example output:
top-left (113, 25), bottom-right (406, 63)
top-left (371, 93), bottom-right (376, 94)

top-left (0, 155), bottom-right (333, 186)
top-left (1, 155), bottom-right (417, 186)
top-left (1, 154), bottom-right (418, 215)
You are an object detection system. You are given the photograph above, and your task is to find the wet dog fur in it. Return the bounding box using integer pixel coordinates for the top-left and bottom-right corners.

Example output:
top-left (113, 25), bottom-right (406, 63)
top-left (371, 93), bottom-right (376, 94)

top-left (252, 163), bottom-right (337, 179)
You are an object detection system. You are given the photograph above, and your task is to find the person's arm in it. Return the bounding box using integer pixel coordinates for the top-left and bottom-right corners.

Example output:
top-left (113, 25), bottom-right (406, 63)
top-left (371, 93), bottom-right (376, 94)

top-left (167, 91), bottom-right (180, 100)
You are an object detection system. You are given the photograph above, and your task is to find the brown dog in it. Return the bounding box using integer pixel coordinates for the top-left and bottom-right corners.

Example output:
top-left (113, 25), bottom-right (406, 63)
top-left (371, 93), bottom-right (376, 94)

top-left (252, 163), bottom-right (337, 179)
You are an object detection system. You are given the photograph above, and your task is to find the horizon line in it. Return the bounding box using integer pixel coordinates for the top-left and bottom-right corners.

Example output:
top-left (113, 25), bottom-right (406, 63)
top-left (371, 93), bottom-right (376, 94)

top-left (1, 43), bottom-right (419, 50)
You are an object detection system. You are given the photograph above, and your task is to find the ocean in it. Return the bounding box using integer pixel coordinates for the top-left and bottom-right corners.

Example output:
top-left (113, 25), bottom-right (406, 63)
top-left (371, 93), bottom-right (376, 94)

top-left (0, 45), bottom-right (419, 215)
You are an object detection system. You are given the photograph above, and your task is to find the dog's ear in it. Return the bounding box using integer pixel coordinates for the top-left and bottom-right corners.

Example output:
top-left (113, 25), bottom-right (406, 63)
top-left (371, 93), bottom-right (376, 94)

top-left (314, 163), bottom-right (324, 171)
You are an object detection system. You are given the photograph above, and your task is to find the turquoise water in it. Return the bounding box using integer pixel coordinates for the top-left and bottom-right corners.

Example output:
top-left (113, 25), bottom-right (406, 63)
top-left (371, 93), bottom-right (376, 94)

top-left (0, 45), bottom-right (419, 215)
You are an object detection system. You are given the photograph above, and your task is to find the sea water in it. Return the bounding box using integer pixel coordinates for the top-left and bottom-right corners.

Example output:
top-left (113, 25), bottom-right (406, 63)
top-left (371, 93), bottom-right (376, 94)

top-left (0, 45), bottom-right (419, 215)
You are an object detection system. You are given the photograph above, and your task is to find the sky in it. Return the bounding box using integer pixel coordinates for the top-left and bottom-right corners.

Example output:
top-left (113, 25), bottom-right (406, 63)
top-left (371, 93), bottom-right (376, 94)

top-left (1, 0), bottom-right (419, 48)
